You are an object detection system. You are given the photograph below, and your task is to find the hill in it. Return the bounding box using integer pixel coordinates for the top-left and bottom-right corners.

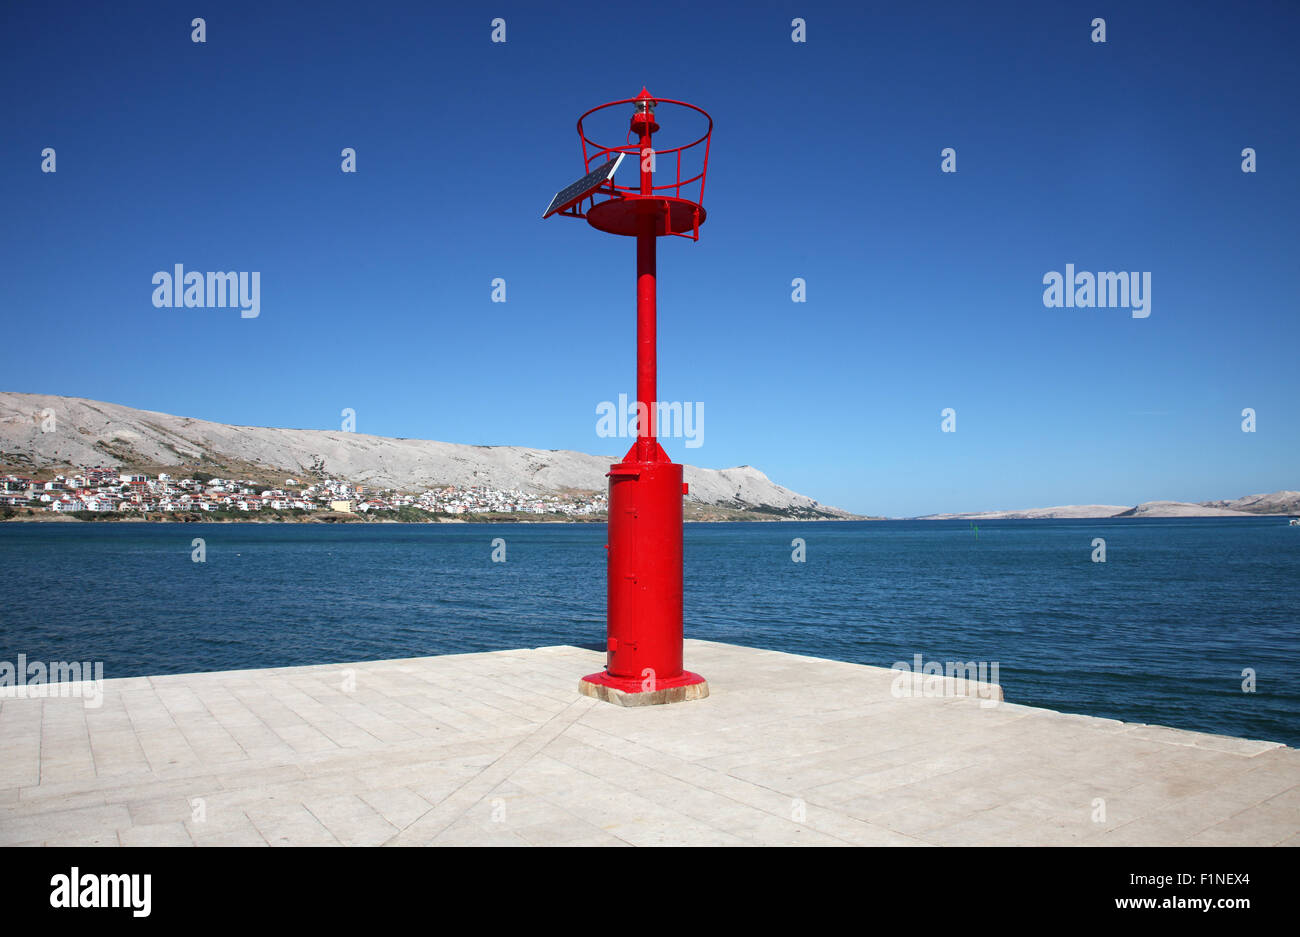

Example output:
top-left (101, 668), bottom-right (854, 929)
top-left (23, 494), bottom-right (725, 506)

top-left (0, 392), bottom-right (853, 519)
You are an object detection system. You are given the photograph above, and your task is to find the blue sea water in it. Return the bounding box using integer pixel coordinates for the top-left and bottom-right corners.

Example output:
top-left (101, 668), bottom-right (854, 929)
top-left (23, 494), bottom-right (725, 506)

top-left (0, 518), bottom-right (1296, 745)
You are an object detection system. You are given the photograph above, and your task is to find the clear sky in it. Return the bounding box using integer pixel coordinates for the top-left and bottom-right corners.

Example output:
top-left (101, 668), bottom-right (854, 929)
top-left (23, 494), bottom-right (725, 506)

top-left (2, 0), bottom-right (1297, 517)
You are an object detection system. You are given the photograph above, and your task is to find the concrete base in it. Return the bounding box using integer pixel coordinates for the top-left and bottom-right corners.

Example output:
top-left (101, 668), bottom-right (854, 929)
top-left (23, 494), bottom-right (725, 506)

top-left (578, 673), bottom-right (710, 707)
top-left (0, 639), bottom-right (1294, 846)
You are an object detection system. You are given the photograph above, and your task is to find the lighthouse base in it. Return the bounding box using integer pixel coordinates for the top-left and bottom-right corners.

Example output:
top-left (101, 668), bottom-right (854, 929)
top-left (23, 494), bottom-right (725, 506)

top-left (579, 670), bottom-right (709, 707)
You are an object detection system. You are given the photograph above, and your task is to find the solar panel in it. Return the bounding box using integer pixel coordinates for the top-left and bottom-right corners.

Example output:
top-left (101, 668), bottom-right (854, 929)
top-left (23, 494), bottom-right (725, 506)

top-left (542, 153), bottom-right (625, 219)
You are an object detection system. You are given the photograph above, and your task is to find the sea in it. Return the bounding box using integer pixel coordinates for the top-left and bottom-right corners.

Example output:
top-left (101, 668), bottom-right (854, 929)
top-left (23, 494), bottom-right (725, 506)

top-left (1, 517), bottom-right (1296, 746)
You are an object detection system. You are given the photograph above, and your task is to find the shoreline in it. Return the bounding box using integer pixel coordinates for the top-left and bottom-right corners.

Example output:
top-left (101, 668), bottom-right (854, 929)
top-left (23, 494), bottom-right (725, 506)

top-left (0, 513), bottom-right (1285, 525)
top-left (0, 514), bottom-right (858, 525)
top-left (0, 507), bottom-right (864, 524)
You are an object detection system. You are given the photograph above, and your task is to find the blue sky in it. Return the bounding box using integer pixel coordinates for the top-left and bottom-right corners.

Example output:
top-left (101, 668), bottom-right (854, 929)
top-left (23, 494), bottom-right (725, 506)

top-left (2, 0), bottom-right (1297, 517)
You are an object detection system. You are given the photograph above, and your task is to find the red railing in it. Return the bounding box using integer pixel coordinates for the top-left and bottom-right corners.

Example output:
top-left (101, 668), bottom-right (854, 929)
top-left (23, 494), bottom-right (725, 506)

top-left (573, 96), bottom-right (712, 237)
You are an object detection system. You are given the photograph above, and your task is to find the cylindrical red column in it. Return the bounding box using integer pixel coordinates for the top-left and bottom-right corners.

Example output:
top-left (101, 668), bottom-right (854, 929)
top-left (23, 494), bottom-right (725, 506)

top-left (605, 459), bottom-right (683, 681)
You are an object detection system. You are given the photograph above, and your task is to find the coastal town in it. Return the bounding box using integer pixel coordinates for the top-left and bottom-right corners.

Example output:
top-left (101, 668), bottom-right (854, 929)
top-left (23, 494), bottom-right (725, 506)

top-left (0, 466), bottom-right (609, 521)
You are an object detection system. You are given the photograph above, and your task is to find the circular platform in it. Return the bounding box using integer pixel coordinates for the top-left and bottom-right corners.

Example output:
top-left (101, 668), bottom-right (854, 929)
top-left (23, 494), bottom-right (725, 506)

top-left (586, 195), bottom-right (707, 238)
top-left (579, 669), bottom-right (709, 706)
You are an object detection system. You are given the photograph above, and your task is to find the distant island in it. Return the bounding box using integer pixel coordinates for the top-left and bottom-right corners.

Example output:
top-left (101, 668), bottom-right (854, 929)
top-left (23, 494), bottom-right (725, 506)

top-left (916, 492), bottom-right (1300, 520)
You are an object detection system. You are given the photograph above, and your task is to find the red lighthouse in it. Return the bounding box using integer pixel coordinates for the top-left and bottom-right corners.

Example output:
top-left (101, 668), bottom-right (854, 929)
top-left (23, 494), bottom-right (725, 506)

top-left (543, 89), bottom-right (712, 705)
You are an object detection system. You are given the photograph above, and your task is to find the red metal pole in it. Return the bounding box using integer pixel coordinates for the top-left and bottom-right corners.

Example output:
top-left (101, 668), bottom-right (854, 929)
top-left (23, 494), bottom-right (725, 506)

top-left (578, 89), bottom-right (707, 705)
top-left (636, 123), bottom-right (657, 459)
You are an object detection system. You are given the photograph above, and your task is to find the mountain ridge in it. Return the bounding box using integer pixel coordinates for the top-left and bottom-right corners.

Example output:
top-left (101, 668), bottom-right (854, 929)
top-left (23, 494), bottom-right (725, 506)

top-left (0, 392), bottom-right (852, 518)
top-left (4, 393), bottom-right (1293, 520)
top-left (917, 491), bottom-right (1299, 520)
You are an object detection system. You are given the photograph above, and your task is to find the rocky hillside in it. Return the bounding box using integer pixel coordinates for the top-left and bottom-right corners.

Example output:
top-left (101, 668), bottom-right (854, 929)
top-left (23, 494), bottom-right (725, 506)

top-left (921, 494), bottom-right (1297, 520)
top-left (1199, 491), bottom-right (1300, 515)
top-left (0, 392), bottom-right (851, 518)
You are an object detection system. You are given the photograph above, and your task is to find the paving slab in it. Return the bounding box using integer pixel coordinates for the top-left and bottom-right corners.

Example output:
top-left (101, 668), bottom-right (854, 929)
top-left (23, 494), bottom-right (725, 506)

top-left (0, 640), bottom-right (1294, 846)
